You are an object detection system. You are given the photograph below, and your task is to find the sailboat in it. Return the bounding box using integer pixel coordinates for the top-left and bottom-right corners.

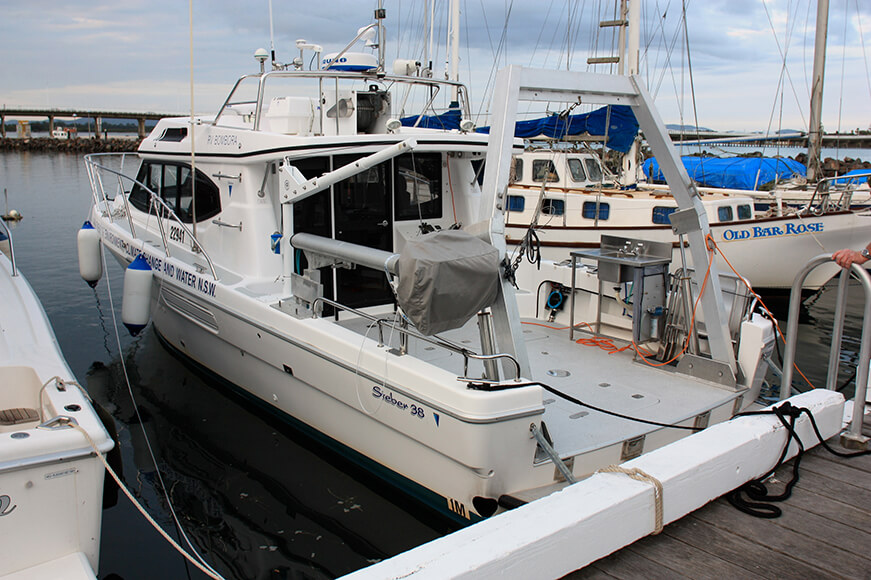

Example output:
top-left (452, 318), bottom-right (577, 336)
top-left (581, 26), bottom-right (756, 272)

top-left (500, 0), bottom-right (868, 292)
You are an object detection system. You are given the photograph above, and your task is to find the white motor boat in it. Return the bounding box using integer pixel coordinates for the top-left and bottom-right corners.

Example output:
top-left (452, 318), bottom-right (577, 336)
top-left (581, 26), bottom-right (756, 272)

top-left (504, 147), bottom-right (869, 291)
top-left (80, 22), bottom-right (781, 525)
top-left (0, 223), bottom-right (114, 578)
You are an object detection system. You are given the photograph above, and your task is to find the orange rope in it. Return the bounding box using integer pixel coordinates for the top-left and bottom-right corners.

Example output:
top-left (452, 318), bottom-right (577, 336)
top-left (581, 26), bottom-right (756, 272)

top-left (705, 235), bottom-right (817, 390)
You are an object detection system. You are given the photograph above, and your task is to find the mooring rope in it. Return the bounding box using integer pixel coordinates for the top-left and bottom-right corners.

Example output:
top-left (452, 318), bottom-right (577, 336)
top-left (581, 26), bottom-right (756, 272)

top-left (65, 422), bottom-right (226, 580)
top-left (597, 465), bottom-right (664, 534)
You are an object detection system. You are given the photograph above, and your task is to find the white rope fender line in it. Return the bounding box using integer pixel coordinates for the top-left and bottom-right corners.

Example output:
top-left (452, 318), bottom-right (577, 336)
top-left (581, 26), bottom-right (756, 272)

top-left (598, 465), bottom-right (665, 535)
top-left (68, 423), bottom-right (226, 580)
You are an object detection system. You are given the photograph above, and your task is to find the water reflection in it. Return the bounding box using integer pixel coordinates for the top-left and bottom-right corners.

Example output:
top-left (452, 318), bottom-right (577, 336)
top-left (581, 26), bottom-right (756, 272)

top-left (83, 329), bottom-right (455, 579)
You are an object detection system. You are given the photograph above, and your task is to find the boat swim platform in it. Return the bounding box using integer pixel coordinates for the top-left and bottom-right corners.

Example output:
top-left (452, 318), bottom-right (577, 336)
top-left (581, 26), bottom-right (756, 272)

top-left (340, 389), bottom-right (863, 579)
top-left (336, 313), bottom-right (742, 460)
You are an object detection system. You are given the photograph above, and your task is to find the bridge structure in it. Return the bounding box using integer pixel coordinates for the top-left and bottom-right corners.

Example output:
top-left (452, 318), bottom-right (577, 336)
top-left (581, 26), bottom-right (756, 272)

top-left (0, 107), bottom-right (186, 139)
top-left (667, 129), bottom-right (871, 150)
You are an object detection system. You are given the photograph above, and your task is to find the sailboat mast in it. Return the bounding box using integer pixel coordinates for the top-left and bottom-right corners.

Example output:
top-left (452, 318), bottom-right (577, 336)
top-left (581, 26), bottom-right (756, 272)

top-left (449, 0), bottom-right (460, 102)
top-left (807, 0), bottom-right (829, 183)
top-left (621, 0), bottom-right (641, 185)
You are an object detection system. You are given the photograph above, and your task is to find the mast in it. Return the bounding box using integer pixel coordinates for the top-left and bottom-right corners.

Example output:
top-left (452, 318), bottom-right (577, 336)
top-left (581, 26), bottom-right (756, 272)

top-left (807, 0), bottom-right (829, 183)
top-left (621, 0), bottom-right (641, 185)
top-left (449, 0), bottom-right (460, 102)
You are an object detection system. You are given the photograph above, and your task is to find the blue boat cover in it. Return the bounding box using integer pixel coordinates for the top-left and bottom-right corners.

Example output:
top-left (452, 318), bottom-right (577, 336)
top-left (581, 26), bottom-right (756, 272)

top-left (475, 105), bottom-right (639, 153)
top-left (400, 108), bottom-right (462, 130)
top-left (643, 156), bottom-right (806, 189)
top-left (833, 168), bottom-right (871, 186)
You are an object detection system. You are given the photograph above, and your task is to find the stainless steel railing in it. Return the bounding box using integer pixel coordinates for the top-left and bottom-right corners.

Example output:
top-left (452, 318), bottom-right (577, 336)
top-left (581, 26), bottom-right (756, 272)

top-left (312, 296), bottom-right (522, 382)
top-left (780, 254), bottom-right (870, 449)
top-left (83, 153), bottom-right (219, 280)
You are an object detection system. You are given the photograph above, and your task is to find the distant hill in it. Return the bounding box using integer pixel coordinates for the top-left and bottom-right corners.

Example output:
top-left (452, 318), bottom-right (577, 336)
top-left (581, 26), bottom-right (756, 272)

top-left (666, 123), bottom-right (715, 132)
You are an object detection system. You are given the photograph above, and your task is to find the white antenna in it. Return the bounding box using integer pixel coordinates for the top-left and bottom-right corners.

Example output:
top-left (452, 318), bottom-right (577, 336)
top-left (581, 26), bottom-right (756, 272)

top-left (268, 0), bottom-right (276, 67)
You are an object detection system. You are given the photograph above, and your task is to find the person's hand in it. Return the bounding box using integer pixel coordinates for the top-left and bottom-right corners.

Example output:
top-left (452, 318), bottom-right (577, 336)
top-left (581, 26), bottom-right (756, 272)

top-left (832, 248), bottom-right (867, 268)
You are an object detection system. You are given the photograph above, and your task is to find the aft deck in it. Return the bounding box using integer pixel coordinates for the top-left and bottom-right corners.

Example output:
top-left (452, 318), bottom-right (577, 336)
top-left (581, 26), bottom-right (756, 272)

top-left (566, 430), bottom-right (871, 579)
top-left (336, 311), bottom-right (742, 460)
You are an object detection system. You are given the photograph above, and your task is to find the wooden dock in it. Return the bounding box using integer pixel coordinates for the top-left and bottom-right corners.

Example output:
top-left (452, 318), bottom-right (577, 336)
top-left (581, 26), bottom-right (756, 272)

top-left (567, 431), bottom-right (871, 580)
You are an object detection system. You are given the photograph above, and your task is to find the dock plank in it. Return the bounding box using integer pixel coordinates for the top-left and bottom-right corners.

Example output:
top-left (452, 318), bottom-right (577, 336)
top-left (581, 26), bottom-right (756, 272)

top-left (693, 501), bottom-right (870, 579)
top-left (799, 449), bottom-right (871, 487)
top-left (569, 437), bottom-right (871, 579)
top-left (624, 529), bottom-right (765, 580)
top-left (658, 510), bottom-right (832, 579)
top-left (574, 543), bottom-right (693, 580)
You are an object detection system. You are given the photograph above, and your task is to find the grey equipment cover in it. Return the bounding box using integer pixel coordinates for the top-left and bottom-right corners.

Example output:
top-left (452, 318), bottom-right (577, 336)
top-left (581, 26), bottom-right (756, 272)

top-left (396, 230), bottom-right (500, 336)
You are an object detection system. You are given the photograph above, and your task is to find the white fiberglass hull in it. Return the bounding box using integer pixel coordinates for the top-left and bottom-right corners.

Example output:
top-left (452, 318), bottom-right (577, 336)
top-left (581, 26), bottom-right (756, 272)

top-left (96, 209), bottom-right (745, 523)
top-left (0, 253), bottom-right (113, 578)
top-left (507, 210), bottom-right (868, 290)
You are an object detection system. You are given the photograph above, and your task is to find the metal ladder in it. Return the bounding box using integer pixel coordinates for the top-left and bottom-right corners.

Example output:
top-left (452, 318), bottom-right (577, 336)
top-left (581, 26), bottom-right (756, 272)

top-left (780, 254), bottom-right (871, 450)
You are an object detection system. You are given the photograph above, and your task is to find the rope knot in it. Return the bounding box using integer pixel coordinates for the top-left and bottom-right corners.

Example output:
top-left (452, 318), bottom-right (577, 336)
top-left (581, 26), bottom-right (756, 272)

top-left (598, 465), bottom-right (664, 534)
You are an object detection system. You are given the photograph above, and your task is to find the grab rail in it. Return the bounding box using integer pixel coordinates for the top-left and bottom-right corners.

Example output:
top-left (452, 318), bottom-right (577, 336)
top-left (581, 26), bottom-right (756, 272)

top-left (780, 254), bottom-right (870, 449)
top-left (0, 218), bottom-right (16, 277)
top-left (312, 296), bottom-right (523, 381)
top-left (83, 153), bottom-right (219, 281)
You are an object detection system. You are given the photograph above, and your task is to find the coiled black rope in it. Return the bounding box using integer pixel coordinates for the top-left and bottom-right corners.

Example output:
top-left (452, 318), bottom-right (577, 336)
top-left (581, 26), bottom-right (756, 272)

top-left (726, 401), bottom-right (870, 518)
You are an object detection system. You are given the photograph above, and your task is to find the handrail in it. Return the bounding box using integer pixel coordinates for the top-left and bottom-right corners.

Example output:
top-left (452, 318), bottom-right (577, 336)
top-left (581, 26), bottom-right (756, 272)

top-left (0, 218), bottom-right (17, 277)
top-left (780, 254), bottom-right (870, 448)
top-left (216, 68), bottom-right (473, 132)
top-left (83, 153), bottom-right (220, 281)
top-left (311, 296), bottom-right (522, 381)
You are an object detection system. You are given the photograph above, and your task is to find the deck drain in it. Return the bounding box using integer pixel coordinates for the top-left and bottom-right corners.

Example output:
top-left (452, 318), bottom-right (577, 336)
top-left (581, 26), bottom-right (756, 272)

top-left (570, 411), bottom-right (589, 419)
top-left (631, 394), bottom-right (644, 399)
top-left (546, 369), bottom-right (570, 378)
top-left (598, 382), bottom-right (611, 388)
top-left (543, 398), bottom-right (556, 405)
top-left (424, 346), bottom-right (435, 351)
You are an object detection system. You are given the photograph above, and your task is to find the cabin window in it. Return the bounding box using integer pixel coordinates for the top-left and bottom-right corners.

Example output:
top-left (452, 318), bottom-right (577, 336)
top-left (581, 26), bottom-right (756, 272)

top-left (582, 201), bottom-right (610, 220)
top-left (129, 162), bottom-right (221, 223)
top-left (541, 198), bottom-right (565, 216)
top-left (584, 158), bottom-right (603, 182)
top-left (510, 158), bottom-right (523, 183)
top-left (507, 195), bottom-right (526, 212)
top-left (652, 206), bottom-right (677, 225)
top-left (567, 159), bottom-right (587, 182)
top-left (532, 160), bottom-right (559, 182)
top-left (737, 204), bottom-right (752, 220)
top-left (717, 206), bottom-right (734, 222)
top-left (395, 153), bottom-right (443, 221)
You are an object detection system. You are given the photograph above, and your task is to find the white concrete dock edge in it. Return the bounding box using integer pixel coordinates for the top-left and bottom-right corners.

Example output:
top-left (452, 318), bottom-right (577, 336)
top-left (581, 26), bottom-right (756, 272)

top-left (342, 390), bottom-right (845, 580)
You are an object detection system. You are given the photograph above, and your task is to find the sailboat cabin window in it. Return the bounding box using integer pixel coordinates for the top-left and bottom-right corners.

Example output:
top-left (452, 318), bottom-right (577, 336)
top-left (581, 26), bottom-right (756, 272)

top-left (541, 198), bottom-right (565, 216)
top-left (394, 153), bottom-right (443, 221)
top-left (717, 206), bottom-right (734, 222)
top-left (652, 206), bottom-right (677, 225)
top-left (510, 158), bottom-right (523, 182)
top-left (582, 201), bottom-right (610, 220)
top-left (584, 158), bottom-right (603, 182)
top-left (507, 195), bottom-right (525, 212)
top-left (737, 204), bottom-right (752, 220)
top-left (567, 159), bottom-right (587, 182)
top-left (532, 160), bottom-right (559, 182)
top-left (129, 162), bottom-right (221, 223)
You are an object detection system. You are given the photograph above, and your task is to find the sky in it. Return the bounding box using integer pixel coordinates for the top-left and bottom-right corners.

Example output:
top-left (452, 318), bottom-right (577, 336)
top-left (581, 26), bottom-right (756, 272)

top-left (1, 0), bottom-right (870, 133)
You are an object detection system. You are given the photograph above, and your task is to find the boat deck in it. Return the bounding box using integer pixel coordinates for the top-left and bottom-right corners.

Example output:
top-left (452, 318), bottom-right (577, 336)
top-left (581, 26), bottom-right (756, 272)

top-left (337, 313), bottom-right (742, 458)
top-left (565, 431), bottom-right (871, 579)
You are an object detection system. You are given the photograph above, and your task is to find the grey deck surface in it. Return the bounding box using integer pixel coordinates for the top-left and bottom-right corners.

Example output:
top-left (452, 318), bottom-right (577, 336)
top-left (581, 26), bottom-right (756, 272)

top-left (336, 314), bottom-right (742, 457)
top-left (564, 428), bottom-right (871, 580)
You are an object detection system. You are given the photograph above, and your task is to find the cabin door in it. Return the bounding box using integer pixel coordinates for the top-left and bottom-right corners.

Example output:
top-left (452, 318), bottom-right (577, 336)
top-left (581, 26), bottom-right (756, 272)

top-left (333, 155), bottom-right (394, 309)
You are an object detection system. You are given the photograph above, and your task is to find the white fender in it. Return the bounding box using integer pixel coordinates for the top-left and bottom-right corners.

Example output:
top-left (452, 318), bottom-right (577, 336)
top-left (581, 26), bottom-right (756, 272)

top-left (122, 254), bottom-right (153, 336)
top-left (77, 221), bottom-right (103, 287)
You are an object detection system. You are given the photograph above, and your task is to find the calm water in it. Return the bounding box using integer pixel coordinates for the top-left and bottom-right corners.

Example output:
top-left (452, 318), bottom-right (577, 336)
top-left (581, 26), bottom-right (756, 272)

top-left (0, 151), bottom-right (865, 579)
